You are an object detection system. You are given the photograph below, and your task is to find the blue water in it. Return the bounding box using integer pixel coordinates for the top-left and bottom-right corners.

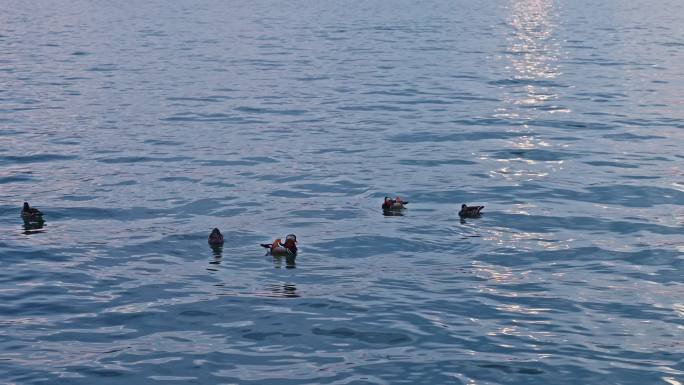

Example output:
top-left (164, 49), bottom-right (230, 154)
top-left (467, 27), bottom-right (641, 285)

top-left (1, 0), bottom-right (683, 383)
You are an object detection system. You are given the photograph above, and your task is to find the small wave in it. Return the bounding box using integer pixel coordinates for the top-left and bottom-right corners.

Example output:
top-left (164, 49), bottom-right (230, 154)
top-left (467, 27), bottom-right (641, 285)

top-left (0, 154), bottom-right (77, 165)
top-left (97, 155), bottom-right (192, 164)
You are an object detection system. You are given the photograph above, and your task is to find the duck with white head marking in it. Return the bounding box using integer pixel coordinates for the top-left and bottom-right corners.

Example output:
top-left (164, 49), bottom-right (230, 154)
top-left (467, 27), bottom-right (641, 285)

top-left (382, 196), bottom-right (408, 211)
top-left (261, 234), bottom-right (297, 257)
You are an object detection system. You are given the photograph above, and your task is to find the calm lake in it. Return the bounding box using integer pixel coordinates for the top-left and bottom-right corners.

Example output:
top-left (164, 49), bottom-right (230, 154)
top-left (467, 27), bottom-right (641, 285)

top-left (1, 0), bottom-right (683, 384)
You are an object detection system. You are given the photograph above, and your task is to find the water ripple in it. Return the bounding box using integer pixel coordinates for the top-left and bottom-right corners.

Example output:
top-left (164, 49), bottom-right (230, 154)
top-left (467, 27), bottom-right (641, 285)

top-left (1, 0), bottom-right (683, 384)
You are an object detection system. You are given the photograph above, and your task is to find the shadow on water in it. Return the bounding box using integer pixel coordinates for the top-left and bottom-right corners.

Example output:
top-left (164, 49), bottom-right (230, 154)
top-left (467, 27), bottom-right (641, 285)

top-left (22, 218), bottom-right (46, 235)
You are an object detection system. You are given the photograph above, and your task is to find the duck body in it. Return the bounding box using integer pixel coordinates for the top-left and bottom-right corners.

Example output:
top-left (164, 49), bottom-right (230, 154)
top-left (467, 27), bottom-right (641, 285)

top-left (459, 204), bottom-right (484, 218)
top-left (261, 234), bottom-right (297, 257)
top-left (208, 228), bottom-right (224, 246)
top-left (21, 202), bottom-right (43, 220)
top-left (269, 245), bottom-right (296, 257)
top-left (382, 196), bottom-right (408, 211)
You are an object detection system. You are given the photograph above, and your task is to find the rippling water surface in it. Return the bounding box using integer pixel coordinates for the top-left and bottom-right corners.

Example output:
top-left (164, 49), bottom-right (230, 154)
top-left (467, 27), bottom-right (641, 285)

top-left (1, 0), bottom-right (683, 384)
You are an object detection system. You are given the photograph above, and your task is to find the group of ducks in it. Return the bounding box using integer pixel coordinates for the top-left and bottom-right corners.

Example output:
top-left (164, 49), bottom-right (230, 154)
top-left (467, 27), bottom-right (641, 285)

top-left (207, 196), bottom-right (484, 258)
top-left (21, 198), bottom-right (484, 259)
top-left (207, 229), bottom-right (298, 257)
top-left (382, 196), bottom-right (485, 218)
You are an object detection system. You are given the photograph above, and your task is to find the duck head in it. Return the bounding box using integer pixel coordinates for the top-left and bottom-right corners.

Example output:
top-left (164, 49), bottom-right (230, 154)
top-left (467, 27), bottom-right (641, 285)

top-left (23, 202), bottom-right (30, 211)
top-left (283, 234), bottom-right (297, 248)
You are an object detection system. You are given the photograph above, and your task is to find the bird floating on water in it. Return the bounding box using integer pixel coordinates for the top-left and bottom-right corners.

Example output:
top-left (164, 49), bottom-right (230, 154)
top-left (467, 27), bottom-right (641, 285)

top-left (382, 196), bottom-right (408, 211)
top-left (21, 202), bottom-right (43, 221)
top-left (458, 204), bottom-right (484, 218)
top-left (261, 234), bottom-right (297, 257)
top-left (208, 228), bottom-right (224, 246)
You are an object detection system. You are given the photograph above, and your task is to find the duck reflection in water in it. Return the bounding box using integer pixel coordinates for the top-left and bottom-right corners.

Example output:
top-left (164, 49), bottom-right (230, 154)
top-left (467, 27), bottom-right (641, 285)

top-left (272, 254), bottom-right (296, 269)
top-left (382, 209), bottom-right (404, 217)
top-left (263, 283), bottom-right (299, 298)
top-left (22, 218), bottom-right (46, 235)
top-left (208, 244), bottom-right (223, 267)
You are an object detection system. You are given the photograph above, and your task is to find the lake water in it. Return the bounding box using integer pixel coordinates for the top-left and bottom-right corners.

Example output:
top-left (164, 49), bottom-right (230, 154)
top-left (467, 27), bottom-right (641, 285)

top-left (1, 0), bottom-right (683, 384)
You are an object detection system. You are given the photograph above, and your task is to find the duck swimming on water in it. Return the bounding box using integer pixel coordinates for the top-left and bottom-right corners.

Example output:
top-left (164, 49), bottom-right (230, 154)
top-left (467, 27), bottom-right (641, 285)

top-left (458, 204), bottom-right (484, 218)
top-left (261, 234), bottom-right (297, 257)
top-left (382, 196), bottom-right (408, 211)
top-left (21, 202), bottom-right (43, 220)
top-left (208, 228), bottom-right (224, 246)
